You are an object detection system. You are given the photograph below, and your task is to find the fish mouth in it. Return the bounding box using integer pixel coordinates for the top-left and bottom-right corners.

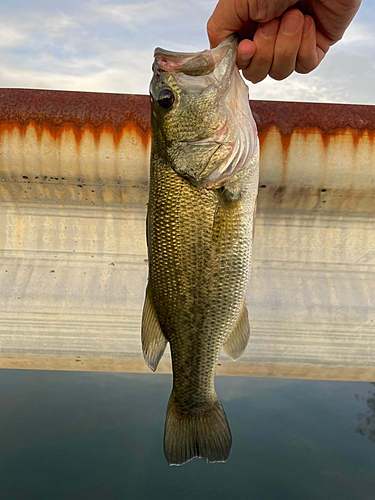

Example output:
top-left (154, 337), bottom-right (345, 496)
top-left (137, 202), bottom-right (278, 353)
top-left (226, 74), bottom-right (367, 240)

top-left (153, 35), bottom-right (237, 77)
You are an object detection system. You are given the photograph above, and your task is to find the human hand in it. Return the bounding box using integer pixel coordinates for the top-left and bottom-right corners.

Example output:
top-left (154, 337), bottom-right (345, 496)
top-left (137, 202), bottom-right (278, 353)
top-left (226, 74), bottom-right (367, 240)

top-left (207, 0), bottom-right (362, 82)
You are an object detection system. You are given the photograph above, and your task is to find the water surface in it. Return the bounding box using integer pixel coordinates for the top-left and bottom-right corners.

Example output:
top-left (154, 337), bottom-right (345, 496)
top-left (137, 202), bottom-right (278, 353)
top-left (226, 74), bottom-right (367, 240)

top-left (0, 370), bottom-right (374, 500)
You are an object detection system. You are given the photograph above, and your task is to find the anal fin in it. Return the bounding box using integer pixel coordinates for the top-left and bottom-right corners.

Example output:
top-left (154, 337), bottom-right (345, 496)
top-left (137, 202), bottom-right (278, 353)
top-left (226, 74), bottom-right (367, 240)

top-left (223, 304), bottom-right (250, 360)
top-left (141, 284), bottom-right (168, 371)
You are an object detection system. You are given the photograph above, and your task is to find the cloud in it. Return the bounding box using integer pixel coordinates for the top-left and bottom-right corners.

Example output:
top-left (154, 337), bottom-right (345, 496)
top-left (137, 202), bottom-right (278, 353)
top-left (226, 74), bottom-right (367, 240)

top-left (0, 0), bottom-right (373, 103)
top-left (250, 21), bottom-right (375, 106)
top-left (339, 21), bottom-right (374, 48)
top-left (0, 0), bottom-right (212, 94)
top-left (0, 65), bottom-right (149, 94)
top-left (92, 0), bottom-right (174, 28)
top-left (0, 12), bottom-right (78, 45)
top-left (0, 25), bottom-right (27, 48)
top-left (0, 43), bottom-right (153, 94)
top-left (35, 12), bottom-right (79, 37)
top-left (91, 0), bottom-right (213, 30)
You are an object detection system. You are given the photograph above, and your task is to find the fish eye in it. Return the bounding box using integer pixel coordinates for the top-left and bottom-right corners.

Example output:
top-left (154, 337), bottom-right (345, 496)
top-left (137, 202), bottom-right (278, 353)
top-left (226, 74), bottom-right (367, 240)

top-left (156, 89), bottom-right (175, 109)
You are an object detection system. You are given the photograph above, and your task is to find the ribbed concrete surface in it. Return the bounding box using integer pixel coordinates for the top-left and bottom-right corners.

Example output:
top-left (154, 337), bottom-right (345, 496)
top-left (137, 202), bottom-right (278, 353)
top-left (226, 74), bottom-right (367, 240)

top-left (1, 202), bottom-right (374, 379)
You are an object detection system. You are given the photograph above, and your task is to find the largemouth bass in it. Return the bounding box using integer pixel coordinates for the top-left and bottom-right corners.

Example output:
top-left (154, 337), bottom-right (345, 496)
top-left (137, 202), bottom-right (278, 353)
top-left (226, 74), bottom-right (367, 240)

top-left (142, 34), bottom-right (259, 466)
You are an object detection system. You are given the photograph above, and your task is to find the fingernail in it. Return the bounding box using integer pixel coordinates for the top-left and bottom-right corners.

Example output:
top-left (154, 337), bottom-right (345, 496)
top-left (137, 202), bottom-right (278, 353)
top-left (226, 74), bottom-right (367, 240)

top-left (261, 22), bottom-right (278, 38)
top-left (282, 15), bottom-right (302, 34)
top-left (303, 17), bottom-right (312, 35)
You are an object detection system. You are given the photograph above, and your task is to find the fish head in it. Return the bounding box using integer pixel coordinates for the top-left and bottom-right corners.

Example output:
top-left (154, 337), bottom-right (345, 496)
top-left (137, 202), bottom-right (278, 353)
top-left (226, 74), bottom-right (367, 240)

top-left (150, 35), bottom-right (258, 188)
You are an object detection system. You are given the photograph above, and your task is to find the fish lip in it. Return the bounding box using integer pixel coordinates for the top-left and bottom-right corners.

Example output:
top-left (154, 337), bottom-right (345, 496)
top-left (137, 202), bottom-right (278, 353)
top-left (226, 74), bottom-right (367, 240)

top-left (154, 34), bottom-right (237, 60)
top-left (153, 34), bottom-right (237, 75)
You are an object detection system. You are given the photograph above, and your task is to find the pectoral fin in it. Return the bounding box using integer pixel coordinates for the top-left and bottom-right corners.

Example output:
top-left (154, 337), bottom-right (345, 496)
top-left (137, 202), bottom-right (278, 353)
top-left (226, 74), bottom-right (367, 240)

top-left (223, 304), bottom-right (250, 360)
top-left (142, 284), bottom-right (168, 371)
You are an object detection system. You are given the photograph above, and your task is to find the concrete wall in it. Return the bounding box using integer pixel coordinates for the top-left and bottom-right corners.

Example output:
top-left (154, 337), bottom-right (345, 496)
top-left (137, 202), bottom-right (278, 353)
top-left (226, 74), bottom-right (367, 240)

top-left (0, 89), bottom-right (374, 380)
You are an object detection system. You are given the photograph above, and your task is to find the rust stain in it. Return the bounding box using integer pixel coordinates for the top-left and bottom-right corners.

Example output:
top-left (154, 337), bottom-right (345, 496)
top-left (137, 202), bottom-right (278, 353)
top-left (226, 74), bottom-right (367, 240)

top-left (279, 133), bottom-right (292, 152)
top-left (258, 131), bottom-right (267, 150)
top-left (351, 129), bottom-right (362, 149)
top-left (258, 125), bottom-right (375, 152)
top-left (1, 91), bottom-right (374, 195)
top-left (0, 91), bottom-right (373, 148)
top-left (0, 122), bottom-right (22, 136)
top-left (122, 122), bottom-right (150, 149)
top-left (1, 90), bottom-right (373, 138)
top-left (0, 89), bottom-right (152, 152)
top-left (0, 91), bottom-right (374, 162)
top-left (251, 100), bottom-right (375, 136)
top-left (0, 89), bottom-right (151, 135)
top-left (0, 120), bottom-right (151, 151)
top-left (279, 134), bottom-right (292, 181)
top-left (321, 134), bottom-right (330, 149)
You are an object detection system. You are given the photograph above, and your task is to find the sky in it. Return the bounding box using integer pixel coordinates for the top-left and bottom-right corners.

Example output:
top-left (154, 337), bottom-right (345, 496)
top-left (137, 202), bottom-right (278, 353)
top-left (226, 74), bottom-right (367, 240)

top-left (0, 0), bottom-right (374, 104)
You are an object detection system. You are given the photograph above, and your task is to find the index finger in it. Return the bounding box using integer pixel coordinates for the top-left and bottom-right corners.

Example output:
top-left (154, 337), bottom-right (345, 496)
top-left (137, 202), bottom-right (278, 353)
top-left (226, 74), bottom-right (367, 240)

top-left (207, 0), bottom-right (298, 48)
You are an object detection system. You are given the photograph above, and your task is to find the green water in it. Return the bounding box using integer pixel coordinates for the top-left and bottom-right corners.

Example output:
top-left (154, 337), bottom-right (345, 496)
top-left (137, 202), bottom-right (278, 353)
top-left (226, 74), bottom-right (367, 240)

top-left (0, 370), bottom-right (374, 500)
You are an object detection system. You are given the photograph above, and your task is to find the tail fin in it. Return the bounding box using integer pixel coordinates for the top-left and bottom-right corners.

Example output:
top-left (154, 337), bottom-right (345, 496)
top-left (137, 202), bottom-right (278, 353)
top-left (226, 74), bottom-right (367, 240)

top-left (164, 391), bottom-right (232, 466)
